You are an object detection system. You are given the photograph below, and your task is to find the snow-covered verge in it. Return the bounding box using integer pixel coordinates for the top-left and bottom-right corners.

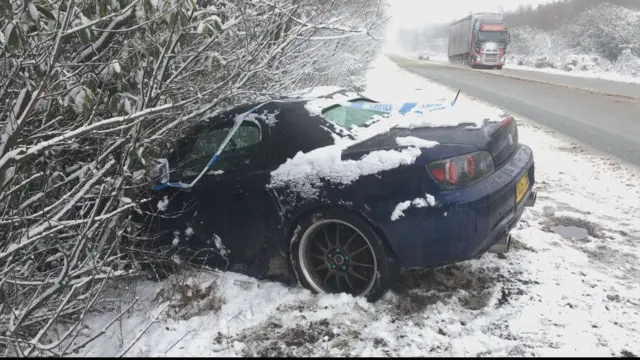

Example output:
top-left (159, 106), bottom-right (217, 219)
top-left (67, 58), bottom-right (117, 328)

top-left (506, 4), bottom-right (640, 83)
top-left (506, 48), bottom-right (640, 85)
top-left (62, 57), bottom-right (640, 357)
top-left (504, 59), bottom-right (640, 84)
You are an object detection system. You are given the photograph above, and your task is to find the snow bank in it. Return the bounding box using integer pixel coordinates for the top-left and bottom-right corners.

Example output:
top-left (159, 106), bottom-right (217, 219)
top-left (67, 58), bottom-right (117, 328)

top-left (505, 56), bottom-right (640, 84)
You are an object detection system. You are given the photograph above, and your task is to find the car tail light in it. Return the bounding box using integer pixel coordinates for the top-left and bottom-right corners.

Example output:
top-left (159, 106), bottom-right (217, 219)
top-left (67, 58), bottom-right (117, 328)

top-left (499, 116), bottom-right (514, 128)
top-left (427, 151), bottom-right (495, 189)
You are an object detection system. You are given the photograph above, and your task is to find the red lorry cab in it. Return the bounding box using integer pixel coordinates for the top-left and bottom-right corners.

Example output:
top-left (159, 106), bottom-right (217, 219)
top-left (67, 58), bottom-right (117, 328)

top-left (448, 13), bottom-right (510, 70)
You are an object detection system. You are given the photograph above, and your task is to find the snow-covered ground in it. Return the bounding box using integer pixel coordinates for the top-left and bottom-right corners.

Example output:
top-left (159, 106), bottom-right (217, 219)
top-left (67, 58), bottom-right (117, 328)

top-left (62, 57), bottom-right (640, 357)
top-left (504, 62), bottom-right (640, 84)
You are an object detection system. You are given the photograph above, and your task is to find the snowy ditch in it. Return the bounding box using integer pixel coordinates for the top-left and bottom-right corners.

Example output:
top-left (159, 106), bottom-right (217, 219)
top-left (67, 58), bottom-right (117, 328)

top-left (61, 57), bottom-right (640, 357)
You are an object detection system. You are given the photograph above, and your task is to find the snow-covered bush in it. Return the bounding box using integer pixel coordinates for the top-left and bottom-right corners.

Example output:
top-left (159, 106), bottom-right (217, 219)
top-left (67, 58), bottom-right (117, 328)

top-left (508, 26), bottom-right (571, 68)
top-left (0, 0), bottom-right (387, 355)
top-left (562, 3), bottom-right (640, 62)
top-left (610, 49), bottom-right (640, 78)
top-left (507, 4), bottom-right (640, 78)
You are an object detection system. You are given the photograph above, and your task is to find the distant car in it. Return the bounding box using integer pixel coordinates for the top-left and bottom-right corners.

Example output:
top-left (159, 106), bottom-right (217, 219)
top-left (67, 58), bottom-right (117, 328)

top-left (418, 53), bottom-right (430, 60)
top-left (141, 88), bottom-right (536, 301)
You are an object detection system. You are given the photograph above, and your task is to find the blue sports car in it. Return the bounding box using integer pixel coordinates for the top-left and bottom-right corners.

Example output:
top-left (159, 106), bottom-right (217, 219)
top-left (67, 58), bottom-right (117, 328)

top-left (143, 88), bottom-right (536, 301)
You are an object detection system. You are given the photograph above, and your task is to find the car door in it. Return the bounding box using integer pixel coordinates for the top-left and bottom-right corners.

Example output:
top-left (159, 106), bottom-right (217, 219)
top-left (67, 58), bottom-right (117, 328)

top-left (164, 119), bottom-right (268, 270)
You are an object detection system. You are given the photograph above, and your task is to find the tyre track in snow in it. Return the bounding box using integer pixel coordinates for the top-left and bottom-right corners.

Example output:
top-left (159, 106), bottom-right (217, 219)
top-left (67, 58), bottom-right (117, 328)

top-left (390, 56), bottom-right (640, 167)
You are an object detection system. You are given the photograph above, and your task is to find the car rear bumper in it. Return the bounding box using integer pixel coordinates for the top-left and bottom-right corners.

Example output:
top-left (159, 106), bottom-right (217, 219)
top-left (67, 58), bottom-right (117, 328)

top-left (381, 144), bottom-right (535, 268)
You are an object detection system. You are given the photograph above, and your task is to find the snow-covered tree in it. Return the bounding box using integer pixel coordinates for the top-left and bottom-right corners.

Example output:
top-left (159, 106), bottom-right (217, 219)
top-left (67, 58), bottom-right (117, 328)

top-left (561, 3), bottom-right (640, 61)
top-left (0, 0), bottom-right (388, 355)
top-left (506, 4), bottom-right (640, 76)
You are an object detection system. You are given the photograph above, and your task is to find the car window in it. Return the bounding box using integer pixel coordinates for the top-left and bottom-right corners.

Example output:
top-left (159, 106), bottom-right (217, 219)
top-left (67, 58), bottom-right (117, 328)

top-left (172, 124), bottom-right (261, 179)
top-left (322, 101), bottom-right (388, 128)
top-left (179, 130), bottom-right (228, 167)
top-left (232, 126), bottom-right (260, 148)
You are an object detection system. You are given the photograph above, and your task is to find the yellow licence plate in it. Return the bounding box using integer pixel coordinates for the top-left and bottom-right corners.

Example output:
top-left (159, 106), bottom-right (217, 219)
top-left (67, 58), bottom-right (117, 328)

top-left (516, 173), bottom-right (530, 204)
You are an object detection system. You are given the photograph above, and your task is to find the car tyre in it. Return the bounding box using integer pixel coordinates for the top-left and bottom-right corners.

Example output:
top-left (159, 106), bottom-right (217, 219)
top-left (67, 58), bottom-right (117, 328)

top-left (496, 66), bottom-right (503, 70)
top-left (290, 208), bottom-right (399, 302)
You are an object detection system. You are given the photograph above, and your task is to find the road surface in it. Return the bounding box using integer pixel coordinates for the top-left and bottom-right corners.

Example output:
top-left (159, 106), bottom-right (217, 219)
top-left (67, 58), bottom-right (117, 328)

top-left (391, 56), bottom-right (640, 167)
top-left (422, 59), bottom-right (640, 99)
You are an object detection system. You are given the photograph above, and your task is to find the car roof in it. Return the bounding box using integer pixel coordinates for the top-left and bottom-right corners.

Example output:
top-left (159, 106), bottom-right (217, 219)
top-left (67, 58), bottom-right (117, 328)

top-left (189, 88), bottom-right (376, 168)
top-left (262, 89), bottom-right (374, 166)
top-left (208, 87), bottom-right (373, 118)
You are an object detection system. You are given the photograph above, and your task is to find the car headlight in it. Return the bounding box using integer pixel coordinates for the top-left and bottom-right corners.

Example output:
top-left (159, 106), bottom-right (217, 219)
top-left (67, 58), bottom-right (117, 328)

top-left (427, 151), bottom-right (495, 189)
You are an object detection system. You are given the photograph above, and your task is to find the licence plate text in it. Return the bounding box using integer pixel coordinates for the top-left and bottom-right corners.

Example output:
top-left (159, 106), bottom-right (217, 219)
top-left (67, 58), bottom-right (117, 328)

top-left (516, 173), bottom-right (530, 204)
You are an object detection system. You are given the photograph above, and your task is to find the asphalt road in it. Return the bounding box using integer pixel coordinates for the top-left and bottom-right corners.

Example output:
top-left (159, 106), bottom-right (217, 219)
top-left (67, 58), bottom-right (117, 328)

top-left (478, 67), bottom-right (640, 100)
top-left (391, 56), bottom-right (640, 167)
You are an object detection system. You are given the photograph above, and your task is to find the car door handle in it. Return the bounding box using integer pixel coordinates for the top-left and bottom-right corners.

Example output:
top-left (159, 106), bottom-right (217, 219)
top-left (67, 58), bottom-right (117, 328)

top-left (234, 190), bottom-right (247, 197)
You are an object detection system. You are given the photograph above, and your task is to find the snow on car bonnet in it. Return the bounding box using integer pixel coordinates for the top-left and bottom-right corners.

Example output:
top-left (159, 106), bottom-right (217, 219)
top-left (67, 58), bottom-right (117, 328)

top-left (269, 144), bottom-right (422, 198)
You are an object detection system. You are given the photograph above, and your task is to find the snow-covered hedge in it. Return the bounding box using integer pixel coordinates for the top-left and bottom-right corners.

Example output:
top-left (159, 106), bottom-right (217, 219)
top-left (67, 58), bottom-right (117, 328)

top-left (0, 0), bottom-right (387, 355)
top-left (507, 4), bottom-right (640, 78)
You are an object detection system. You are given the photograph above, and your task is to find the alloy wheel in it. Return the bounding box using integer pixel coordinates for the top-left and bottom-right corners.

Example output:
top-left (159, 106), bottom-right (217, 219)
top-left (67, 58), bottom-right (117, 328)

top-left (298, 219), bottom-right (378, 296)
